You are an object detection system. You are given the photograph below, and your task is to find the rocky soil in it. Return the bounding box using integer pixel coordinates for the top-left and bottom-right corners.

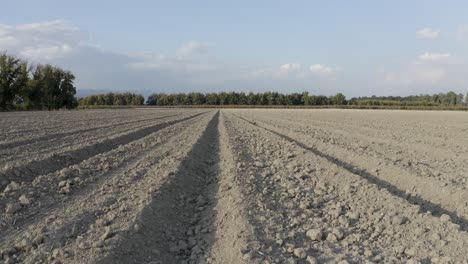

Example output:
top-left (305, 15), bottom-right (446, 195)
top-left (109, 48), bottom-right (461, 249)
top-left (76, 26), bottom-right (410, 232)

top-left (1, 108), bottom-right (468, 263)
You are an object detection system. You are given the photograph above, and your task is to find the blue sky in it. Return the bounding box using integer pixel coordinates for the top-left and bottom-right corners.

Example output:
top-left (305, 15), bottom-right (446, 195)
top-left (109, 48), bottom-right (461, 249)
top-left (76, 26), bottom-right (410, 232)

top-left (1, 0), bottom-right (468, 97)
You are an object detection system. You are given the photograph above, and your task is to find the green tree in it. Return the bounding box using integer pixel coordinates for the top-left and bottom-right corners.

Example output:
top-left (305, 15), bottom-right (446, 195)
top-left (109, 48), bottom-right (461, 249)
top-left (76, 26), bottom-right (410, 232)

top-left (331, 93), bottom-right (347, 105)
top-left (206, 93), bottom-right (219, 105)
top-left (28, 64), bottom-right (77, 109)
top-left (191, 92), bottom-right (205, 105)
top-left (0, 52), bottom-right (29, 109)
top-left (96, 94), bottom-right (105, 105)
top-left (247, 92), bottom-right (257, 105)
top-left (104, 93), bottom-right (115, 105)
top-left (257, 93), bottom-right (268, 105)
top-left (219, 92), bottom-right (228, 105)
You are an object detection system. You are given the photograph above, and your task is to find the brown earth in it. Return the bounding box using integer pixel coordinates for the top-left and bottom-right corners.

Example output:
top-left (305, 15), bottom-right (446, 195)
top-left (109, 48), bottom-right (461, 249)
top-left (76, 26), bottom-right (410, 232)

top-left (1, 108), bottom-right (468, 264)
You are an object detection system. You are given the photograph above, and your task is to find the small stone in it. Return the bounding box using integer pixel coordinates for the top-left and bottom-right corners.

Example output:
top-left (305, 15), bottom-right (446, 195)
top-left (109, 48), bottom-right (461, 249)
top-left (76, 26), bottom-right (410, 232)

top-left (326, 233), bottom-right (338, 242)
top-left (19, 238), bottom-right (33, 251)
top-left (347, 212), bottom-right (360, 220)
top-left (432, 233), bottom-right (441, 241)
top-left (32, 235), bottom-right (44, 246)
top-left (78, 241), bottom-right (89, 249)
top-left (338, 215), bottom-right (349, 226)
top-left (169, 245), bottom-right (178, 253)
top-left (329, 208), bottom-right (342, 219)
top-left (187, 237), bottom-right (196, 247)
top-left (243, 252), bottom-right (253, 260)
top-left (177, 240), bottom-right (188, 252)
top-left (100, 226), bottom-right (113, 241)
top-left (19, 194), bottom-right (31, 205)
top-left (440, 214), bottom-right (451, 222)
top-left (59, 168), bottom-right (71, 178)
top-left (92, 241), bottom-right (104, 248)
top-left (440, 240), bottom-right (448, 247)
top-left (414, 227), bottom-right (427, 236)
top-left (306, 229), bottom-right (323, 241)
top-left (95, 218), bottom-right (109, 227)
top-left (293, 248), bottom-right (307, 259)
top-left (60, 185), bottom-right (71, 194)
top-left (52, 248), bottom-right (63, 259)
top-left (391, 216), bottom-right (406, 225)
top-left (5, 202), bottom-right (21, 214)
top-left (134, 224), bottom-right (141, 232)
top-left (332, 228), bottom-right (345, 240)
top-left (4, 181), bottom-right (20, 193)
top-left (254, 161), bottom-right (266, 168)
top-left (405, 247), bottom-right (417, 257)
top-left (58, 180), bottom-right (68, 188)
top-left (394, 245), bottom-right (406, 254)
top-left (306, 256), bottom-right (318, 264)
top-left (437, 256), bottom-right (452, 264)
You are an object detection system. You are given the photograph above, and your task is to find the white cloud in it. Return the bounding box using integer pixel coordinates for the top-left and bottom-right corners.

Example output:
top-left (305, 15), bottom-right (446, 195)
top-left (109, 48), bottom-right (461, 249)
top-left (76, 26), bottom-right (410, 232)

top-left (456, 25), bottom-right (468, 41)
top-left (0, 35), bottom-right (16, 47)
top-left (418, 52), bottom-right (452, 62)
top-left (15, 20), bottom-right (79, 33)
top-left (380, 54), bottom-right (468, 94)
top-left (176, 41), bottom-right (214, 58)
top-left (383, 67), bottom-right (446, 87)
top-left (0, 20), bottom-right (348, 95)
top-left (416, 28), bottom-right (440, 39)
top-left (279, 63), bottom-right (301, 75)
top-left (309, 64), bottom-right (339, 75)
top-left (128, 51), bottom-right (218, 73)
top-left (20, 44), bottom-right (73, 60)
top-left (0, 25), bottom-right (11, 37)
top-left (0, 20), bottom-right (91, 60)
top-left (0, 25), bottom-right (16, 46)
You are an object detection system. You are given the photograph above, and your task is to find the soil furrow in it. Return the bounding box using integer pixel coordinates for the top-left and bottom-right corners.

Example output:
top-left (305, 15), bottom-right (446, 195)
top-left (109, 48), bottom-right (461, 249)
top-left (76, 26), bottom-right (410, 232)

top-left (96, 111), bottom-right (220, 264)
top-left (3, 108), bottom-right (468, 264)
top-left (0, 112), bottom-right (207, 188)
top-left (233, 113), bottom-right (468, 232)
top-left (223, 110), bottom-right (468, 263)
top-left (236, 110), bottom-right (468, 187)
top-left (0, 112), bottom-right (210, 242)
top-left (0, 113), bottom-right (180, 150)
top-left (1, 111), bottom-right (217, 264)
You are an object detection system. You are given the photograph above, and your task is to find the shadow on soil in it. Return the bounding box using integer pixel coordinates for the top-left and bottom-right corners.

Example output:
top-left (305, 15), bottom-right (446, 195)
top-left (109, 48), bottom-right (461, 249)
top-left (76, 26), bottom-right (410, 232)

top-left (0, 114), bottom-right (181, 150)
top-left (235, 114), bottom-right (468, 233)
top-left (98, 111), bottom-right (220, 264)
top-left (1, 112), bottom-right (207, 188)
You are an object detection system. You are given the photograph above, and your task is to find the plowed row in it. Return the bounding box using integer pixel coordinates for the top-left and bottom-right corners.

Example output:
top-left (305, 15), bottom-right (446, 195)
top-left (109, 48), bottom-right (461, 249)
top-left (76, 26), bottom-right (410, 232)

top-left (1, 109), bottom-right (467, 264)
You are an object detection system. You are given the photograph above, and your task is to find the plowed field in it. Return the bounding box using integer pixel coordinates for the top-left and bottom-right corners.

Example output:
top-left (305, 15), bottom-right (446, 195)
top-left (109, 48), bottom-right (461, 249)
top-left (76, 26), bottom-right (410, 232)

top-left (1, 109), bottom-right (468, 264)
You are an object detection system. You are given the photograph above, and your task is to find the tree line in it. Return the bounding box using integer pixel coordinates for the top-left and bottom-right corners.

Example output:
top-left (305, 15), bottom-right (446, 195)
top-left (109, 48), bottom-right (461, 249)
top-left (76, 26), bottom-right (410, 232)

top-left (2, 49), bottom-right (466, 110)
top-left (144, 91), bottom-right (467, 107)
top-left (78, 92), bottom-right (145, 106)
top-left (349, 92), bottom-right (466, 106)
top-left (0, 52), bottom-right (77, 110)
top-left (146, 92), bottom-right (347, 106)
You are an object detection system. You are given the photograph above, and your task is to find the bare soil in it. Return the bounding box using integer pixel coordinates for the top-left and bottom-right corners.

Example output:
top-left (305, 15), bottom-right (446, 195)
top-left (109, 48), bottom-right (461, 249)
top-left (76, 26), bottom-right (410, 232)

top-left (1, 109), bottom-right (468, 264)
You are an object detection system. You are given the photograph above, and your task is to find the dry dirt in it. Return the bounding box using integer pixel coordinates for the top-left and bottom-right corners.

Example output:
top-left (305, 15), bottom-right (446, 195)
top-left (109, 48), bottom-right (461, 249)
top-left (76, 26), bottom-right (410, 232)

top-left (1, 108), bottom-right (468, 264)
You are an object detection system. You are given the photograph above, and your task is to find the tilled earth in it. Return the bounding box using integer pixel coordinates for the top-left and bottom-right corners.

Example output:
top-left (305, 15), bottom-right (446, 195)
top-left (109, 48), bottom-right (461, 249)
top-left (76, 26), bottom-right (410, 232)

top-left (1, 108), bottom-right (468, 264)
